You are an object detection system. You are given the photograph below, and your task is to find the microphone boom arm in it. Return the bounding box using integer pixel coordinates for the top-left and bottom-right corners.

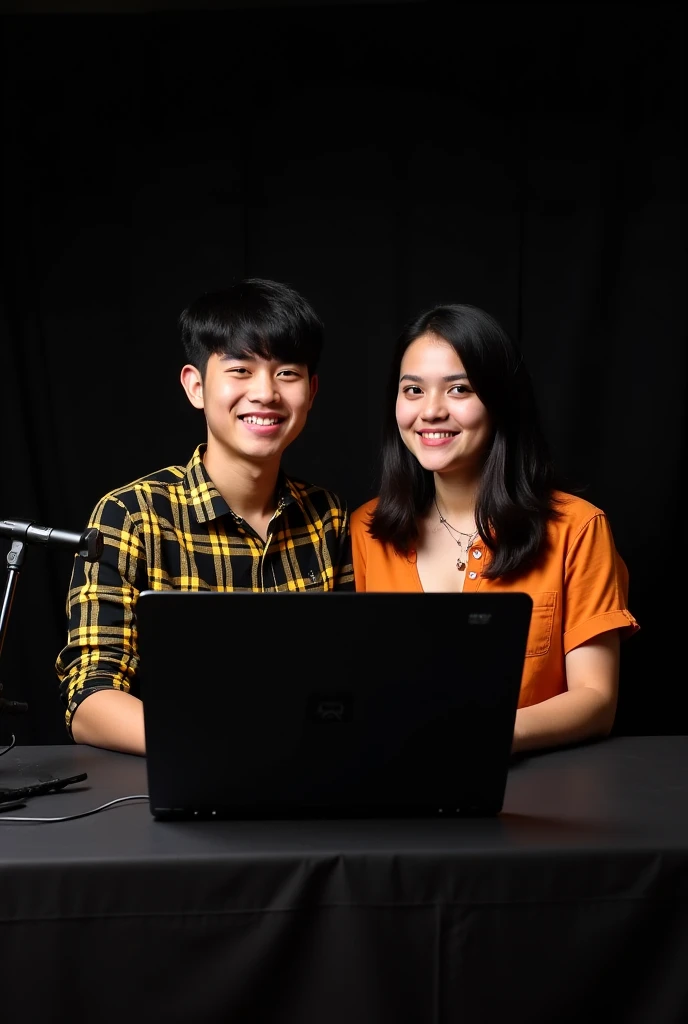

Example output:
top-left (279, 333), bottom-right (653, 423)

top-left (0, 519), bottom-right (103, 561)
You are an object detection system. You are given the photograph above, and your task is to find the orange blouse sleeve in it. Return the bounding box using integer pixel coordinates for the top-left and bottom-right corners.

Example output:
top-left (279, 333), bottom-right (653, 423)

top-left (562, 511), bottom-right (639, 653)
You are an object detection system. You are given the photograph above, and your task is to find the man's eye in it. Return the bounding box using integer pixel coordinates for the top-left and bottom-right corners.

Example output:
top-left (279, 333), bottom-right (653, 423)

top-left (278, 369), bottom-right (300, 378)
top-left (227, 367), bottom-right (249, 374)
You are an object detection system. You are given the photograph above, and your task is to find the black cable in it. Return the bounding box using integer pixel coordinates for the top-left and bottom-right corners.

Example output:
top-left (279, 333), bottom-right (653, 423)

top-left (0, 793), bottom-right (149, 822)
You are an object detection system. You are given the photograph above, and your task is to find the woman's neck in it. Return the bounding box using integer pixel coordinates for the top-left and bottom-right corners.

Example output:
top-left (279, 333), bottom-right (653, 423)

top-left (432, 475), bottom-right (479, 533)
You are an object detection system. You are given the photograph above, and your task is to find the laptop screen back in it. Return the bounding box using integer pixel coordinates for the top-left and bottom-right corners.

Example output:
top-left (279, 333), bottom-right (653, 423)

top-left (137, 590), bottom-right (532, 819)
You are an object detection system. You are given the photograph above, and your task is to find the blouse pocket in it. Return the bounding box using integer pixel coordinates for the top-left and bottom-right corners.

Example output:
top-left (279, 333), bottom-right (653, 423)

top-left (525, 592), bottom-right (556, 657)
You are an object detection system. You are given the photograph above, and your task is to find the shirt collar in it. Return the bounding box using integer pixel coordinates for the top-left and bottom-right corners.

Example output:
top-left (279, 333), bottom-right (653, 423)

top-left (181, 444), bottom-right (306, 525)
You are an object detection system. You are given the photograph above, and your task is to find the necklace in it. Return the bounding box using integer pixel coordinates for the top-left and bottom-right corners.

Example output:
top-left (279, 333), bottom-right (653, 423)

top-left (433, 496), bottom-right (479, 571)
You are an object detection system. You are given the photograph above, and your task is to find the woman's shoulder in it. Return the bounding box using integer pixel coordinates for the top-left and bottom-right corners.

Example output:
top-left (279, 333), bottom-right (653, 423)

top-left (351, 497), bottom-right (379, 531)
top-left (551, 490), bottom-right (611, 530)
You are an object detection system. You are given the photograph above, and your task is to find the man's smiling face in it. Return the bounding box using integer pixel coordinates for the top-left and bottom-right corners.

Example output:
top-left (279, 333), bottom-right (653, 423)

top-left (182, 352), bottom-right (318, 464)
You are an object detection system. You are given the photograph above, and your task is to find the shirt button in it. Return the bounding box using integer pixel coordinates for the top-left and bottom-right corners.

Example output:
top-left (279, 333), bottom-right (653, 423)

top-left (472, 549), bottom-right (482, 559)
top-left (468, 571), bottom-right (477, 580)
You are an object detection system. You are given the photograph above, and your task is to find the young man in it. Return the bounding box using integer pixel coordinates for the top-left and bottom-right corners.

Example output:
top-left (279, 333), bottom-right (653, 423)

top-left (56, 278), bottom-right (354, 755)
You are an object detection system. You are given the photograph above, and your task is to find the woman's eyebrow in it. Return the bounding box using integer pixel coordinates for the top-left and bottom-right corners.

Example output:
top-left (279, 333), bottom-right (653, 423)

top-left (399, 372), bottom-right (468, 383)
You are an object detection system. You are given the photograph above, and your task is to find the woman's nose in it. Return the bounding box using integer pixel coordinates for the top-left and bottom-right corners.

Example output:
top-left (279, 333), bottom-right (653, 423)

top-left (420, 393), bottom-right (447, 421)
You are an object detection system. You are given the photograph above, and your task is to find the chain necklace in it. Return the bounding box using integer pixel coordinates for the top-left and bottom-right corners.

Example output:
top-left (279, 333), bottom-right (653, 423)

top-left (433, 496), bottom-right (479, 571)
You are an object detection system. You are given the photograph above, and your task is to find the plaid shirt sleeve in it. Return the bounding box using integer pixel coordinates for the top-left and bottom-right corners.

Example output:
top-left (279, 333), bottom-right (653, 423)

top-left (55, 493), bottom-right (146, 736)
top-left (332, 510), bottom-right (355, 590)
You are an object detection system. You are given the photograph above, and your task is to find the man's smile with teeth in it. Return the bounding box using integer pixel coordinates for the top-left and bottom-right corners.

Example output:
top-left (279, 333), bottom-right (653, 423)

top-left (241, 415), bottom-right (284, 425)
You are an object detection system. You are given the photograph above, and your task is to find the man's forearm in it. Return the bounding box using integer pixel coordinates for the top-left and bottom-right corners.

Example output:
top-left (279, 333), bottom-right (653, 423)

top-left (71, 688), bottom-right (146, 756)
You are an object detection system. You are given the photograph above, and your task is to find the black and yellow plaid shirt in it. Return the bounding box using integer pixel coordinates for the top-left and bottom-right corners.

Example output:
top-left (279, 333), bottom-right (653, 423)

top-left (56, 444), bottom-right (354, 733)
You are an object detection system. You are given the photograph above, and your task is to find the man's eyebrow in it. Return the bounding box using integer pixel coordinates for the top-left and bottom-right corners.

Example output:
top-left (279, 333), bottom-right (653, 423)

top-left (399, 373), bottom-right (468, 383)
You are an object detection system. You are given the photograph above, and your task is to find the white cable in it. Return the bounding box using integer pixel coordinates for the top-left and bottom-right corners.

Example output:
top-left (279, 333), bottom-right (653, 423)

top-left (0, 794), bottom-right (149, 823)
top-left (0, 734), bottom-right (17, 757)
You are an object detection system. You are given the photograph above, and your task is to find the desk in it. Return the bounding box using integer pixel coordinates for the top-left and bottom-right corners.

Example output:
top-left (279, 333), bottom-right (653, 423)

top-left (1, 737), bottom-right (687, 1024)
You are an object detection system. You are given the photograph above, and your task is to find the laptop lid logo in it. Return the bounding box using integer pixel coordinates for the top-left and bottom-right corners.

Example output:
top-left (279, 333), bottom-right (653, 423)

top-left (307, 694), bottom-right (353, 723)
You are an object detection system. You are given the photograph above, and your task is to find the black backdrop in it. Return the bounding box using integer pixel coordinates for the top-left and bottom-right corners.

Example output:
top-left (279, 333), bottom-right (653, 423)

top-left (0, 0), bottom-right (685, 744)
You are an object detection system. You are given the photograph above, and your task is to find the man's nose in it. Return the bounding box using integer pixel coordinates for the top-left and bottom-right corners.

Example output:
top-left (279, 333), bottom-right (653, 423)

top-left (248, 371), bottom-right (279, 404)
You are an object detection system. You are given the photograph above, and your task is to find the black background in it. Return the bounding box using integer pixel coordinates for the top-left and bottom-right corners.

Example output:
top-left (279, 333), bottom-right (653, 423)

top-left (1, 0), bottom-right (685, 743)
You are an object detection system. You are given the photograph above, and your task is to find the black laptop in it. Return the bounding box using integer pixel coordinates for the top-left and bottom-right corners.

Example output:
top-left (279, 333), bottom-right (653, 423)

top-left (136, 590), bottom-right (532, 820)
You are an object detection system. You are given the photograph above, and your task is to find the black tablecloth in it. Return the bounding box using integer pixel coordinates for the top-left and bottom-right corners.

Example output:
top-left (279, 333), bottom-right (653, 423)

top-left (1, 737), bottom-right (687, 1024)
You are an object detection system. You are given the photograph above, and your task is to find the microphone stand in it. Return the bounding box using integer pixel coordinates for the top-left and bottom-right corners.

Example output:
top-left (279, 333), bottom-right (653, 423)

top-left (0, 520), bottom-right (103, 721)
top-left (0, 537), bottom-right (30, 716)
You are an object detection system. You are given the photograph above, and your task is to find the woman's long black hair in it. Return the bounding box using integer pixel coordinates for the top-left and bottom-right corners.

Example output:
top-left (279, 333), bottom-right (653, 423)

top-left (368, 303), bottom-right (565, 578)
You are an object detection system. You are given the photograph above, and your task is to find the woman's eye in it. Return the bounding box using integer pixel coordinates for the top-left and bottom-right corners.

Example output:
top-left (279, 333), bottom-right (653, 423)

top-left (449, 384), bottom-right (470, 395)
top-left (403, 385), bottom-right (423, 395)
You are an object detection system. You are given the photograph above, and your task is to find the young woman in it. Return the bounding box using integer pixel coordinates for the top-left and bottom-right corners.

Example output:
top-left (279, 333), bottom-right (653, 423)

top-left (351, 303), bottom-right (638, 754)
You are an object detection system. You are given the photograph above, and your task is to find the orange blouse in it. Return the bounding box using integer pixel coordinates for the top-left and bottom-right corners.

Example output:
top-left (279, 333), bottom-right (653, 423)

top-left (350, 492), bottom-right (639, 709)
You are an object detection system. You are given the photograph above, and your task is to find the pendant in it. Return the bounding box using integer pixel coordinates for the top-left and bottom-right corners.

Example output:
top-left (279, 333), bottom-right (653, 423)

top-left (456, 557), bottom-right (466, 571)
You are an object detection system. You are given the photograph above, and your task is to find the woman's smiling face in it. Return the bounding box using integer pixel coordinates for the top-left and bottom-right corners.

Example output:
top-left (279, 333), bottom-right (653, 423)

top-left (395, 332), bottom-right (492, 476)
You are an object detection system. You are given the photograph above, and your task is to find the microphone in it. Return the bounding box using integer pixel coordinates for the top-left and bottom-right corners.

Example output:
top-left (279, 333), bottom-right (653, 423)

top-left (0, 519), bottom-right (104, 561)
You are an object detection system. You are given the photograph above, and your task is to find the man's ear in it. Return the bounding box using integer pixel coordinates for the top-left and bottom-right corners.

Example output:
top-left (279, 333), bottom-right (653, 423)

top-left (180, 364), bottom-right (204, 409)
top-left (308, 373), bottom-right (319, 410)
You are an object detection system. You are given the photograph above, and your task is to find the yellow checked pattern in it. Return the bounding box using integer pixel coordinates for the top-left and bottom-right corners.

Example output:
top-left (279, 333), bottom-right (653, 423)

top-left (56, 445), bottom-right (354, 733)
